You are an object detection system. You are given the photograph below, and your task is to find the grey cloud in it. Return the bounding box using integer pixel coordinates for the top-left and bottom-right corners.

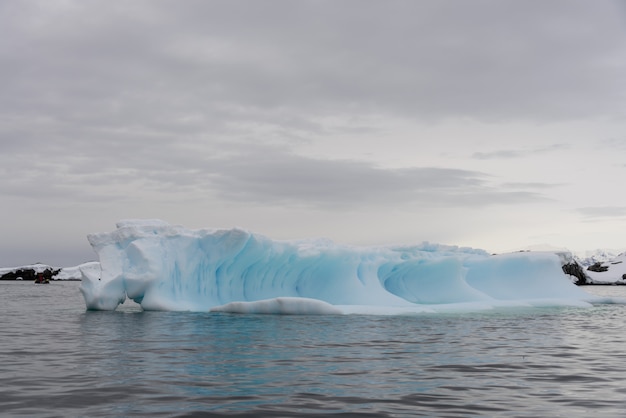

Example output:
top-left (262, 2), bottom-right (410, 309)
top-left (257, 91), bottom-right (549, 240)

top-left (2, 0), bottom-right (620, 171)
top-left (3, 0), bottom-right (625, 266)
top-left (1, 0), bottom-right (623, 212)
top-left (576, 206), bottom-right (626, 219)
top-left (1, 136), bottom-right (548, 209)
top-left (501, 182), bottom-right (560, 190)
top-left (473, 150), bottom-right (527, 160)
top-left (472, 144), bottom-right (569, 160)
top-left (602, 137), bottom-right (626, 149)
top-left (1, 0), bottom-right (625, 135)
top-left (202, 145), bottom-right (546, 208)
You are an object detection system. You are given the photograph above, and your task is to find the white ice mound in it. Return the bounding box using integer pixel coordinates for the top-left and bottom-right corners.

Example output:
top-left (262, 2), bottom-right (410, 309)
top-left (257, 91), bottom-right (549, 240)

top-left (211, 297), bottom-right (342, 315)
top-left (80, 220), bottom-right (606, 313)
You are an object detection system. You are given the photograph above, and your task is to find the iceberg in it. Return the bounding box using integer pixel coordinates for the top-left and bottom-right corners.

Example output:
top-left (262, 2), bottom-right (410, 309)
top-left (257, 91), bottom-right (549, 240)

top-left (80, 220), bottom-right (615, 314)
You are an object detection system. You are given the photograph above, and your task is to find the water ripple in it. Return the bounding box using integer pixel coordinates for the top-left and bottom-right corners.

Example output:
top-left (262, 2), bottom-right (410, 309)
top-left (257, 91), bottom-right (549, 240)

top-left (2, 282), bottom-right (626, 416)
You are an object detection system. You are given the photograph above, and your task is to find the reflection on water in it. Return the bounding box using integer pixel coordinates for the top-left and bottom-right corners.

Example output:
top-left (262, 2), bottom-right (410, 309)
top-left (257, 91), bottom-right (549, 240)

top-left (1, 281), bottom-right (626, 416)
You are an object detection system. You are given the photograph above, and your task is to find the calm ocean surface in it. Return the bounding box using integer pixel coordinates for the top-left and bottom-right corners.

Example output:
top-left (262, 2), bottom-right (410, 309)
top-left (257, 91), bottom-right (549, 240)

top-left (1, 282), bottom-right (626, 417)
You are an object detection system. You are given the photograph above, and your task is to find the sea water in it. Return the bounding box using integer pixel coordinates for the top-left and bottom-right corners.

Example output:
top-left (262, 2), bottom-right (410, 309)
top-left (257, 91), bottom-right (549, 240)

top-left (1, 281), bottom-right (626, 417)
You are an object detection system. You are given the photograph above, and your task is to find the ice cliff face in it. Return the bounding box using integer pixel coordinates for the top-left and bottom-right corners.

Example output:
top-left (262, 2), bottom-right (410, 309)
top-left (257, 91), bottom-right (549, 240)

top-left (80, 220), bottom-right (607, 314)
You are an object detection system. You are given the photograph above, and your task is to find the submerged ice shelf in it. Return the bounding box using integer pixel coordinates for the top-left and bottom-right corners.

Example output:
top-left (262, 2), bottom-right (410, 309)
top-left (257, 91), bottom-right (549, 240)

top-left (80, 220), bottom-right (616, 314)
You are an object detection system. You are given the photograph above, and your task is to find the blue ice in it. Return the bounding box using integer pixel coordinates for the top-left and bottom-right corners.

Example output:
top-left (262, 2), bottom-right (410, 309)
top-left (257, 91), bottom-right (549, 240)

top-left (79, 220), bottom-right (609, 314)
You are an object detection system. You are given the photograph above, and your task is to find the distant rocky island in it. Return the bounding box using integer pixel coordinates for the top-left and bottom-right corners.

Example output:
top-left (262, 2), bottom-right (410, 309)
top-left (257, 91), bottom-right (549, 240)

top-left (560, 251), bottom-right (626, 285)
top-left (0, 262), bottom-right (98, 281)
top-left (0, 264), bottom-right (62, 281)
top-left (1, 251), bottom-right (625, 285)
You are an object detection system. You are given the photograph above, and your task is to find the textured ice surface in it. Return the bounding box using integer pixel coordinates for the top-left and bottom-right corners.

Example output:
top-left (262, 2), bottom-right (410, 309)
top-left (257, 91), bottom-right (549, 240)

top-left (80, 220), bottom-right (609, 314)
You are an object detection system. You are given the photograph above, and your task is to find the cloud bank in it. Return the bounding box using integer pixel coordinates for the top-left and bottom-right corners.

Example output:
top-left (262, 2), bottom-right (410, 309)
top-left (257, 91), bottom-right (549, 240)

top-left (1, 0), bottom-right (625, 265)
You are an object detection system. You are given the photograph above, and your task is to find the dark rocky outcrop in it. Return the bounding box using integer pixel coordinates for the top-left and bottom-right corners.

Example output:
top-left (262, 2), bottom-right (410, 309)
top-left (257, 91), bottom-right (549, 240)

top-left (587, 262), bottom-right (609, 273)
top-left (0, 267), bottom-right (61, 281)
top-left (562, 262), bottom-right (590, 285)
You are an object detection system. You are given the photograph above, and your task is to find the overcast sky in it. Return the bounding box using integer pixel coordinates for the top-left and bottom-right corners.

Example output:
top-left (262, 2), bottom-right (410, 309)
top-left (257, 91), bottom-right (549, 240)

top-left (2, 0), bottom-right (626, 266)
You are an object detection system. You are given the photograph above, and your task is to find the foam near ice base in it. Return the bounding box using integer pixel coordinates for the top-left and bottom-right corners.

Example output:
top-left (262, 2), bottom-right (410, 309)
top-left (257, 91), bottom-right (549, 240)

top-left (211, 297), bottom-right (342, 315)
top-left (80, 220), bottom-right (615, 313)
